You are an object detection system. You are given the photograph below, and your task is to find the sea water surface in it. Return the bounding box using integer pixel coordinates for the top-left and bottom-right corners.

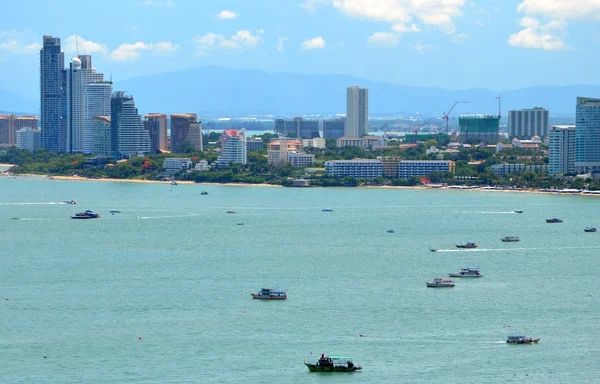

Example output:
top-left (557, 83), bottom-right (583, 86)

top-left (1, 176), bottom-right (599, 383)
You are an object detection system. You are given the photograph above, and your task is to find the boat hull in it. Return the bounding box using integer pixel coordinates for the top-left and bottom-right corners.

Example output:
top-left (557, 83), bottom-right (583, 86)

top-left (251, 294), bottom-right (287, 300)
top-left (456, 245), bottom-right (477, 249)
top-left (448, 274), bottom-right (483, 278)
top-left (71, 216), bottom-right (99, 219)
top-left (305, 364), bottom-right (361, 372)
top-left (507, 338), bottom-right (540, 344)
top-left (501, 239), bottom-right (520, 242)
top-left (426, 284), bottom-right (455, 287)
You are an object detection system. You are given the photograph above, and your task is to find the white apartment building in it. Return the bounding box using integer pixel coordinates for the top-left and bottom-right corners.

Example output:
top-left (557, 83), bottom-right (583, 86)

top-left (337, 135), bottom-right (385, 149)
top-left (346, 86), bottom-right (369, 137)
top-left (217, 129), bottom-right (247, 166)
top-left (289, 153), bottom-right (315, 167)
top-left (324, 159), bottom-right (383, 178)
top-left (83, 82), bottom-right (112, 154)
top-left (508, 107), bottom-right (549, 140)
top-left (194, 159), bottom-right (210, 171)
top-left (549, 125), bottom-right (576, 176)
top-left (163, 157), bottom-right (193, 171)
top-left (16, 128), bottom-right (41, 151)
top-left (302, 138), bottom-right (326, 149)
top-left (398, 160), bottom-right (456, 179)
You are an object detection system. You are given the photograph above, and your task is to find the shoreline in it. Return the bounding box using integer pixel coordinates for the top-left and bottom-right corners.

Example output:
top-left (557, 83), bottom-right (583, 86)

top-left (3, 172), bottom-right (599, 196)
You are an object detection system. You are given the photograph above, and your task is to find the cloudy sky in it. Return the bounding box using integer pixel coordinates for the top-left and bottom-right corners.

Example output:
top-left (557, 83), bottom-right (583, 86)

top-left (1, 0), bottom-right (599, 99)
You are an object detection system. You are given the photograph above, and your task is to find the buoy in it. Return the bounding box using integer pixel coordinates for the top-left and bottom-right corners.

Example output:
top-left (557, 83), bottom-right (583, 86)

top-left (359, 334), bottom-right (364, 337)
top-left (43, 355), bottom-right (47, 358)
top-left (138, 336), bottom-right (142, 340)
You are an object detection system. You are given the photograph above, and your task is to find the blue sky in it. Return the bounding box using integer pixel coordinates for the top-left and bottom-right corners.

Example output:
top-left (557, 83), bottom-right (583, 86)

top-left (1, 0), bottom-right (599, 99)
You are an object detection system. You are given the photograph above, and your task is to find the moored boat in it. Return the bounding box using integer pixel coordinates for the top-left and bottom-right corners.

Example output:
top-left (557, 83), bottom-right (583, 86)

top-left (387, 229), bottom-right (395, 233)
top-left (251, 288), bottom-right (287, 299)
top-left (501, 236), bottom-right (520, 242)
top-left (304, 354), bottom-right (361, 372)
top-left (201, 191), bottom-right (208, 195)
top-left (448, 267), bottom-right (483, 278)
top-left (513, 210), bottom-right (523, 213)
top-left (456, 241), bottom-right (478, 249)
top-left (426, 277), bottom-right (455, 287)
top-left (584, 226), bottom-right (597, 233)
top-left (322, 208), bottom-right (333, 212)
top-left (545, 218), bottom-right (563, 223)
top-left (227, 210), bottom-right (235, 214)
top-left (71, 210), bottom-right (100, 219)
top-left (507, 334), bottom-right (540, 344)
top-left (109, 209), bottom-right (121, 215)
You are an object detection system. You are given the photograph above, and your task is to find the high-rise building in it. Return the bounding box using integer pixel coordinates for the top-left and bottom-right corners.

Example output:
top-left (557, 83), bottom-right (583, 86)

top-left (274, 117), bottom-right (319, 138)
top-left (143, 113), bottom-right (168, 153)
top-left (92, 116), bottom-right (111, 157)
top-left (346, 86), bottom-right (368, 137)
top-left (548, 125), bottom-right (576, 176)
top-left (66, 56), bottom-right (104, 153)
top-left (575, 97), bottom-right (600, 174)
top-left (508, 107), bottom-right (549, 140)
top-left (458, 114), bottom-right (500, 144)
top-left (16, 128), bottom-right (42, 152)
top-left (323, 118), bottom-right (345, 140)
top-left (110, 92), bottom-right (150, 158)
top-left (217, 129), bottom-right (247, 166)
top-left (83, 81), bottom-right (112, 154)
top-left (40, 35), bottom-right (65, 152)
top-left (0, 115), bottom-right (39, 146)
top-left (171, 113), bottom-right (202, 152)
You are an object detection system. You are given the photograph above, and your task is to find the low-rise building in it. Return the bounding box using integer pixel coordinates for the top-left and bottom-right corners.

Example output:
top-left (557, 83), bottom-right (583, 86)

top-left (302, 138), bottom-right (326, 149)
top-left (246, 137), bottom-right (264, 151)
top-left (16, 128), bottom-right (41, 151)
top-left (491, 163), bottom-right (548, 176)
top-left (324, 159), bottom-right (383, 178)
top-left (289, 153), bottom-right (315, 167)
top-left (398, 160), bottom-right (455, 179)
top-left (163, 157), bottom-right (193, 172)
top-left (322, 118), bottom-right (345, 140)
top-left (194, 159), bottom-right (210, 171)
top-left (337, 135), bottom-right (385, 149)
top-left (267, 139), bottom-right (302, 166)
top-left (377, 156), bottom-right (401, 178)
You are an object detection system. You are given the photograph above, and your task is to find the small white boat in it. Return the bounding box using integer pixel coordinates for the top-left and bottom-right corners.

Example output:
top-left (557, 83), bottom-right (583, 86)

top-left (501, 236), bottom-right (520, 242)
top-left (448, 267), bottom-right (483, 278)
top-left (426, 277), bottom-right (455, 288)
top-left (110, 209), bottom-right (121, 215)
top-left (251, 288), bottom-right (287, 299)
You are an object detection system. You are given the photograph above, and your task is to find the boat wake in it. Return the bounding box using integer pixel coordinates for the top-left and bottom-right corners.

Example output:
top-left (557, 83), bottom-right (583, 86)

top-left (452, 211), bottom-right (519, 214)
top-left (0, 202), bottom-right (67, 205)
top-left (435, 246), bottom-right (600, 253)
top-left (135, 214), bottom-right (197, 219)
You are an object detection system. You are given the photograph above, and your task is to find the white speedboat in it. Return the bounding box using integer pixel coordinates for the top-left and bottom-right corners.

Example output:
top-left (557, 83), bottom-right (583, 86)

top-left (448, 267), bottom-right (483, 278)
top-left (501, 236), bottom-right (520, 242)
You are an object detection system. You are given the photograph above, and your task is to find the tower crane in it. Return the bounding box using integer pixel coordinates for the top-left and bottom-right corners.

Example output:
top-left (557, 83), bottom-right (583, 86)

top-left (442, 100), bottom-right (472, 133)
top-left (495, 94), bottom-right (502, 119)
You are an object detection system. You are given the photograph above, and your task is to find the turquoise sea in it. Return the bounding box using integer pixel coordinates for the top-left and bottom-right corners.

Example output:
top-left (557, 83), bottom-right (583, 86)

top-left (1, 175), bottom-right (599, 383)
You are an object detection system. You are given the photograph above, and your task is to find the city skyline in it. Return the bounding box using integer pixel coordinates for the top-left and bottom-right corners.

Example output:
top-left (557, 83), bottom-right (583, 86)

top-left (1, 0), bottom-right (600, 102)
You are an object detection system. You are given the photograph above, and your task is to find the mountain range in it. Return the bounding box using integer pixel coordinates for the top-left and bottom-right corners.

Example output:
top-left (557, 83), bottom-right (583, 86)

top-left (2, 66), bottom-right (598, 116)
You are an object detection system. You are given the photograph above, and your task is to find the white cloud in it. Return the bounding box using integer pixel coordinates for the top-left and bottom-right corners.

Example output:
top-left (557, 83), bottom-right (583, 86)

top-left (276, 36), bottom-right (288, 52)
top-left (391, 23), bottom-right (419, 33)
top-left (110, 41), bottom-right (179, 60)
top-left (0, 40), bottom-right (41, 55)
top-left (508, 17), bottom-right (566, 51)
top-left (301, 36), bottom-right (326, 50)
top-left (63, 35), bottom-right (108, 55)
top-left (217, 10), bottom-right (238, 19)
top-left (301, 0), bottom-right (328, 12)
top-left (192, 30), bottom-right (263, 55)
top-left (516, 0), bottom-right (600, 20)
top-left (413, 41), bottom-right (434, 53)
top-left (326, 0), bottom-right (467, 35)
top-left (137, 0), bottom-right (174, 6)
top-left (451, 32), bottom-right (470, 43)
top-left (367, 31), bottom-right (401, 47)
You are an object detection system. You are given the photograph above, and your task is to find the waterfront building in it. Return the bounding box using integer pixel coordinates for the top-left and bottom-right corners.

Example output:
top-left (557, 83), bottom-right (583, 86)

top-left (337, 135), bottom-right (385, 149)
top-left (267, 139), bottom-right (302, 166)
top-left (302, 138), bottom-right (326, 149)
top-left (491, 163), bottom-right (548, 176)
top-left (288, 153), bottom-right (315, 167)
top-left (16, 128), bottom-right (41, 151)
top-left (458, 114), bottom-right (500, 144)
top-left (508, 107), bottom-right (549, 140)
top-left (246, 137), bottom-right (264, 151)
top-left (324, 159), bottom-right (383, 178)
top-left (40, 35), bottom-right (65, 152)
top-left (66, 55), bottom-right (104, 153)
top-left (1, 115), bottom-right (40, 147)
top-left (274, 117), bottom-right (319, 138)
top-left (549, 125), bottom-right (576, 176)
top-left (194, 159), bottom-right (210, 171)
top-left (170, 114), bottom-right (202, 152)
top-left (217, 129), bottom-right (247, 166)
top-left (346, 86), bottom-right (369, 137)
top-left (575, 97), bottom-right (600, 174)
top-left (377, 156), bottom-right (401, 178)
top-left (110, 92), bottom-right (151, 158)
top-left (83, 81), bottom-right (112, 154)
top-left (143, 113), bottom-right (168, 153)
top-left (398, 160), bottom-right (455, 179)
top-left (163, 157), bottom-right (192, 172)
top-left (323, 118), bottom-right (345, 140)
top-left (92, 116), bottom-right (111, 157)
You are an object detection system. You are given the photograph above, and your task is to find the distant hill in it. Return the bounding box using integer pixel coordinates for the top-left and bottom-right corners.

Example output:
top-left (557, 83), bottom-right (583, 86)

top-left (0, 90), bottom-right (38, 115)
top-left (115, 66), bottom-right (598, 116)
